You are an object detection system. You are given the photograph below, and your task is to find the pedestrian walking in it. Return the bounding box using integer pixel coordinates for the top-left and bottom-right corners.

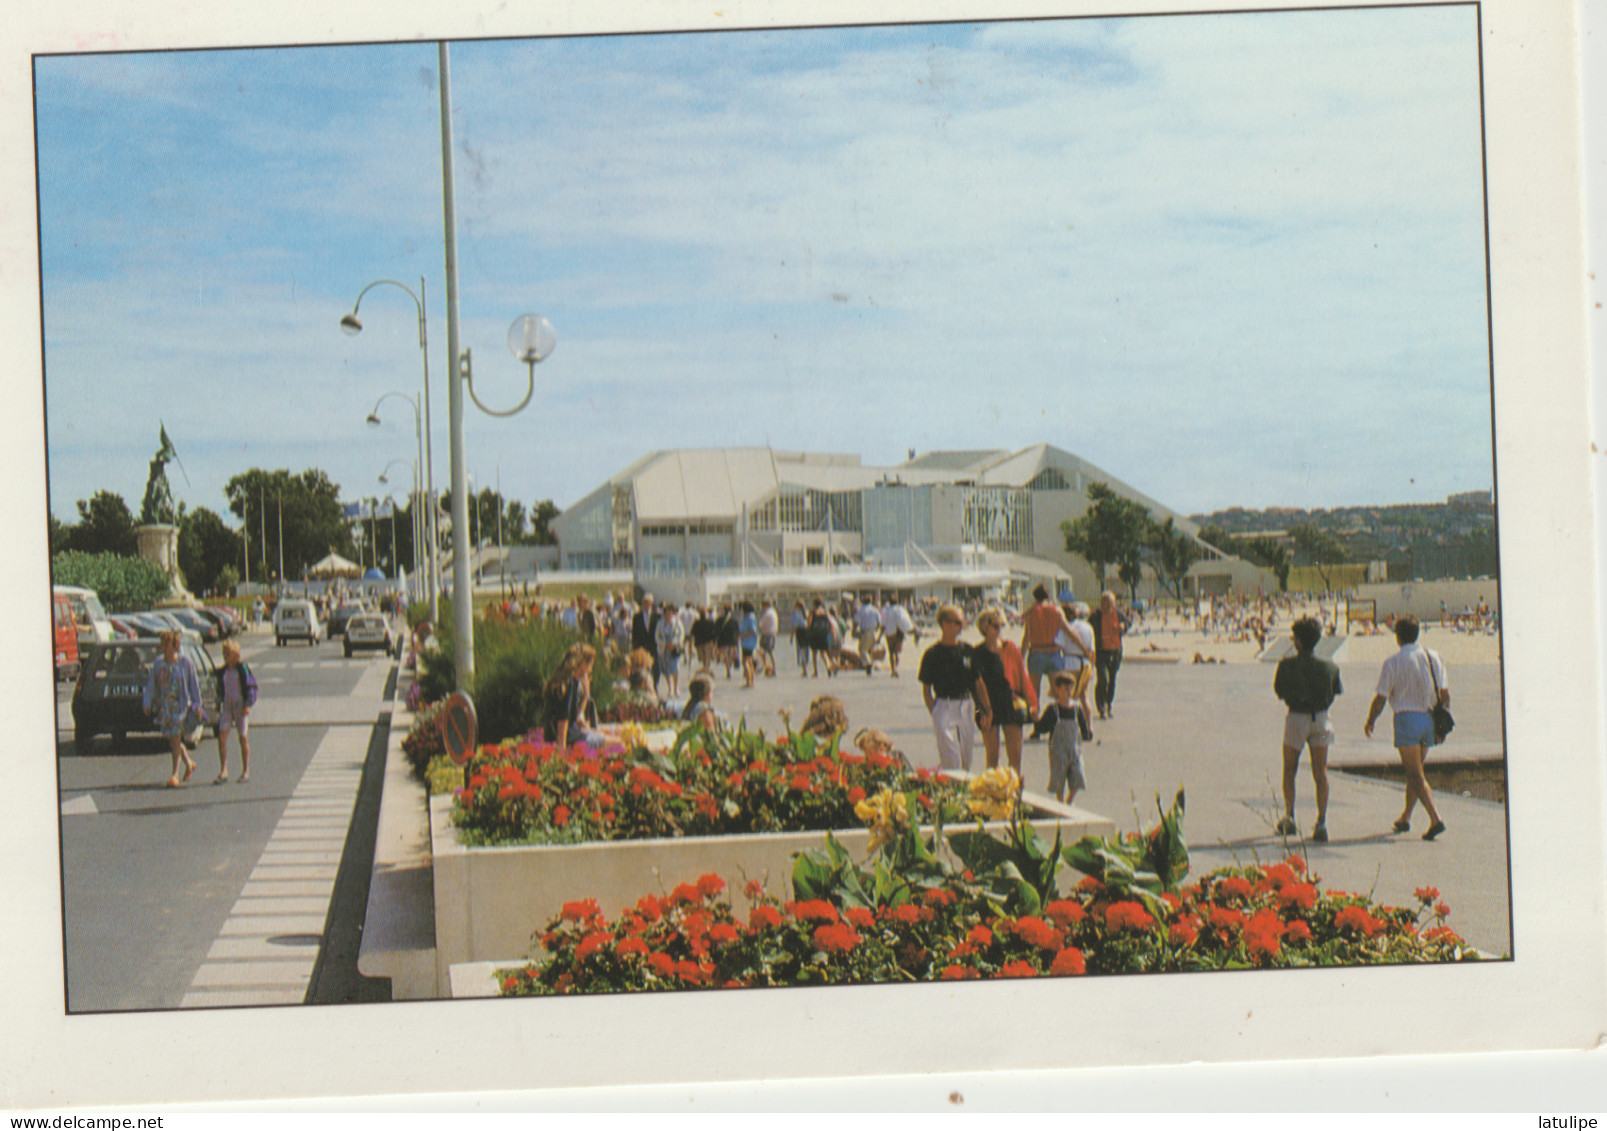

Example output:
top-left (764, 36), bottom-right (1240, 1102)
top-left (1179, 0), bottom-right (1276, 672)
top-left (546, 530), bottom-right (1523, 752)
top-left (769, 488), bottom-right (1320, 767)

top-left (855, 596), bottom-right (883, 675)
top-left (1363, 615), bottom-right (1449, 840)
top-left (1092, 591), bottom-right (1130, 720)
top-left (880, 597), bottom-right (914, 678)
top-left (758, 599), bottom-right (779, 677)
top-left (143, 630), bottom-right (201, 788)
top-left (1272, 616), bottom-right (1341, 842)
top-left (918, 604), bottom-right (989, 771)
top-left (212, 640), bottom-right (259, 783)
top-left (974, 607), bottom-right (1034, 774)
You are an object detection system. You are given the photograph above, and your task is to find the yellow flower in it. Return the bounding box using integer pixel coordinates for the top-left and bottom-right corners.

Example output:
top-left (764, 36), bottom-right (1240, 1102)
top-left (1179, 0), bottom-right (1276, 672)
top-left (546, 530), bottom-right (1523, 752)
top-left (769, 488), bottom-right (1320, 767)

top-left (966, 766), bottom-right (1021, 821)
top-left (619, 722), bottom-right (648, 750)
top-left (855, 788), bottom-right (910, 852)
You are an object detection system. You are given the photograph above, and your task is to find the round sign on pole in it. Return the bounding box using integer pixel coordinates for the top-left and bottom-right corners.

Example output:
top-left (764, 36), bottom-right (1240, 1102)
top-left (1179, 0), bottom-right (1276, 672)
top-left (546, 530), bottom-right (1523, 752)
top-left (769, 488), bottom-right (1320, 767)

top-left (440, 690), bottom-right (478, 765)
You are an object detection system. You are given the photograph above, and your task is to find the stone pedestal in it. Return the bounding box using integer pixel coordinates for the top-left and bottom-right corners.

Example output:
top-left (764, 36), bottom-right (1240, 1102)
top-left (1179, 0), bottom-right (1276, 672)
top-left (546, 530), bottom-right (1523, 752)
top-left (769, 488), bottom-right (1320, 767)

top-left (135, 523), bottom-right (194, 605)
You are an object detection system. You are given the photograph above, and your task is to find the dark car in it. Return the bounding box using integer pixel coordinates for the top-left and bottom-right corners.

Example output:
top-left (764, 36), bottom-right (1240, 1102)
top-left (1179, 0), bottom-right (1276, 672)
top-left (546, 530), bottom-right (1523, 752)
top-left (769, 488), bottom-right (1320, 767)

top-left (71, 639), bottom-right (218, 752)
top-left (326, 602), bottom-right (367, 640)
top-left (165, 607), bottom-right (222, 643)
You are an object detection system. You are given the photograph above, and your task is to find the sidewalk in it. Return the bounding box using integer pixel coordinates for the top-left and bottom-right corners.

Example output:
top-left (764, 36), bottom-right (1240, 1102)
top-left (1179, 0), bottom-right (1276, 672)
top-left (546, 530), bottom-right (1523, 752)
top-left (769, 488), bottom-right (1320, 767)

top-left (686, 636), bottom-right (1511, 956)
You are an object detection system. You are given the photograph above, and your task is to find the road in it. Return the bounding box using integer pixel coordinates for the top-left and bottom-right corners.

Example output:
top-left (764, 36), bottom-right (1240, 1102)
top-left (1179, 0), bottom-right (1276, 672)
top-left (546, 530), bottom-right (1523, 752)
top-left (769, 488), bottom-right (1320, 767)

top-left (55, 628), bottom-right (397, 1012)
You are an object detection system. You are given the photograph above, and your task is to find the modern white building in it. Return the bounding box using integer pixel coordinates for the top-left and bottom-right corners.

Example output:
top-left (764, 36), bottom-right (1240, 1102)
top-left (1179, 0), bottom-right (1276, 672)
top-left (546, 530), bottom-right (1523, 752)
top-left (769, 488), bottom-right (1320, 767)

top-left (552, 444), bottom-right (1273, 605)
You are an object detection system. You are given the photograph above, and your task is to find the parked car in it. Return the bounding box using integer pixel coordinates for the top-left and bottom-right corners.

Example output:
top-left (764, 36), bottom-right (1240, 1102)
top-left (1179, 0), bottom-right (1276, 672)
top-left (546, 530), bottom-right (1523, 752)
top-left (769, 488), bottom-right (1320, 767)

top-left (273, 598), bottom-right (322, 646)
top-left (52, 592), bottom-right (80, 682)
top-left (71, 638), bottom-right (219, 751)
top-left (54, 585), bottom-right (113, 648)
top-left (343, 612), bottom-right (395, 658)
top-left (165, 607), bottom-right (221, 643)
top-left (106, 616), bottom-right (141, 640)
top-left (138, 611), bottom-right (203, 643)
top-left (196, 607), bottom-right (239, 638)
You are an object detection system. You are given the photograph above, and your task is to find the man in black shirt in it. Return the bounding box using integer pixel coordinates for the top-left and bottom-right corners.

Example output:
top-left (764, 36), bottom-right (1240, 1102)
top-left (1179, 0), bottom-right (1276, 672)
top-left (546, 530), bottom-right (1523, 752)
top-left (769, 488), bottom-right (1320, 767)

top-left (919, 604), bottom-right (991, 771)
top-left (1272, 616), bottom-right (1343, 842)
top-left (631, 594), bottom-right (662, 689)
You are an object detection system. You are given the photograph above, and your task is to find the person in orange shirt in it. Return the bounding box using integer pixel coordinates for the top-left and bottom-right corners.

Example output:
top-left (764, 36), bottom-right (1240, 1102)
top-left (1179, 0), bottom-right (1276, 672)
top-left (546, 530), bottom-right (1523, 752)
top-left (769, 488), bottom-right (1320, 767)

top-left (1092, 591), bottom-right (1131, 720)
top-left (1020, 584), bottom-right (1073, 704)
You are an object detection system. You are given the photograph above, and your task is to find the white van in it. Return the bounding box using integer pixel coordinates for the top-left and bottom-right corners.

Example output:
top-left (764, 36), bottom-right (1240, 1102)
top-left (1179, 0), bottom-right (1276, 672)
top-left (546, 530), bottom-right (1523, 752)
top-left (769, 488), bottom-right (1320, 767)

top-left (273, 598), bottom-right (322, 647)
top-left (54, 585), bottom-right (113, 647)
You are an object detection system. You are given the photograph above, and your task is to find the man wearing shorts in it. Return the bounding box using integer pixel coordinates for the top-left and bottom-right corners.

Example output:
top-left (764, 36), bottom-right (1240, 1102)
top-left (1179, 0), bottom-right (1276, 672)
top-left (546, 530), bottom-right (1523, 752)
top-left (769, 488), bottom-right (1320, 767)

top-left (1364, 615), bottom-right (1449, 840)
top-left (1272, 616), bottom-right (1341, 842)
top-left (855, 596), bottom-right (883, 676)
top-left (880, 598), bottom-right (914, 678)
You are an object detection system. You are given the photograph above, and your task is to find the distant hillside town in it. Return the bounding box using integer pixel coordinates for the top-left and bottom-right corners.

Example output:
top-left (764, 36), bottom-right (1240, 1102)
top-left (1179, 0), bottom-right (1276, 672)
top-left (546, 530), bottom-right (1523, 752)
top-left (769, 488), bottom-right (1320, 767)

top-left (1190, 490), bottom-right (1497, 584)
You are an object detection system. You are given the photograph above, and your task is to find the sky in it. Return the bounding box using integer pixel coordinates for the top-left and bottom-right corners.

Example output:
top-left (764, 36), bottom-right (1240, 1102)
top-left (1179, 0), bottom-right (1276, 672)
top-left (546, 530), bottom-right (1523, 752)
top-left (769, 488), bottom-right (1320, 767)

top-left (33, 7), bottom-right (1495, 530)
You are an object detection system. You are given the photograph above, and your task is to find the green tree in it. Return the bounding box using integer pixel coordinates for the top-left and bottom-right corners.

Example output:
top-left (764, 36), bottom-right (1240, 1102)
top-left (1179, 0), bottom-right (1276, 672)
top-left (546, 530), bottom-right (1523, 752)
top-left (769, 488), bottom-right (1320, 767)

top-left (178, 506), bottom-right (243, 596)
top-left (1148, 518), bottom-right (1204, 601)
top-left (1062, 482), bottom-right (1152, 600)
top-left (52, 551), bottom-right (170, 612)
top-left (526, 499), bottom-right (560, 546)
top-left (67, 490), bottom-right (139, 557)
top-left (1290, 523), bottom-right (1350, 591)
top-left (1238, 537), bottom-right (1292, 592)
top-left (224, 468), bottom-right (354, 584)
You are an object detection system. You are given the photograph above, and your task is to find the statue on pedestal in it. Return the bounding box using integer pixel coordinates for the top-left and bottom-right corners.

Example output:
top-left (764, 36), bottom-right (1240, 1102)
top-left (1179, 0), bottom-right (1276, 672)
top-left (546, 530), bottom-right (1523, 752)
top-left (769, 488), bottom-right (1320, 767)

top-left (140, 424), bottom-right (181, 526)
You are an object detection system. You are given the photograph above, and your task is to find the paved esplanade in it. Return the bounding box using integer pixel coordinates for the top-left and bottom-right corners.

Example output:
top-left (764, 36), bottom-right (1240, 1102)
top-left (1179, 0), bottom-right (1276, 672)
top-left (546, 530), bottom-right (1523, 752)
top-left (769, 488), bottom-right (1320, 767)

top-left (56, 627), bottom-right (397, 1011)
top-left (694, 625), bottom-right (1511, 957)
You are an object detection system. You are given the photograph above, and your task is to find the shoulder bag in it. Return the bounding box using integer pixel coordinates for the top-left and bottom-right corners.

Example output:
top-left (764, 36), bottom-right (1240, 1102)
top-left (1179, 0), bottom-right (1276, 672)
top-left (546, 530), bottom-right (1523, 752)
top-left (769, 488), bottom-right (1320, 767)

top-left (1428, 651), bottom-right (1454, 745)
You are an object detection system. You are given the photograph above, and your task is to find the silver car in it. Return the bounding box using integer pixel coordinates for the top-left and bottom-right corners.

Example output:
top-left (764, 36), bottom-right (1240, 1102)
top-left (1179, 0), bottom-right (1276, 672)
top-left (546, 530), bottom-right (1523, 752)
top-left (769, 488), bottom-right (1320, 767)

top-left (343, 612), bottom-right (396, 658)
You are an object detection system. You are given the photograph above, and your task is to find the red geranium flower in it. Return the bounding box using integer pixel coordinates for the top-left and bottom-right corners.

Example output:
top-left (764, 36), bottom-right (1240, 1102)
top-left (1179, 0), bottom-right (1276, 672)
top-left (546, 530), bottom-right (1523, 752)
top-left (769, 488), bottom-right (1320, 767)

top-left (813, 923), bottom-right (862, 954)
top-left (1168, 917), bottom-right (1199, 947)
top-left (1050, 947), bottom-right (1087, 976)
top-left (575, 931), bottom-right (612, 962)
top-left (940, 965), bottom-right (979, 980)
top-left (967, 925), bottom-right (994, 949)
top-left (636, 894), bottom-right (662, 921)
top-left (1012, 916), bottom-right (1062, 951)
top-left (844, 907), bottom-right (877, 930)
top-left (788, 899), bottom-right (839, 924)
top-left (1214, 876), bottom-right (1254, 904)
top-left (1076, 876), bottom-right (1103, 894)
top-left (1045, 900), bottom-right (1088, 929)
top-left (1434, 902), bottom-right (1451, 918)
top-left (847, 787), bottom-right (867, 804)
top-left (697, 873), bottom-right (726, 898)
top-left (616, 937), bottom-right (649, 958)
top-left (743, 879), bottom-right (766, 901)
top-left (922, 888), bottom-right (956, 909)
top-left (708, 923), bottom-right (741, 946)
top-left (891, 904), bottom-right (926, 926)
top-left (1282, 919), bottom-right (1312, 943)
top-left (1285, 855), bottom-right (1306, 874)
top-left (1208, 906), bottom-right (1244, 935)
top-left (1276, 883), bottom-right (1318, 914)
top-left (552, 804), bottom-right (571, 827)
top-left (997, 960), bottom-right (1039, 978)
top-left (1103, 901), bottom-right (1155, 934)
top-left (670, 882), bottom-right (702, 906)
top-left (1415, 886), bottom-right (1441, 903)
top-left (1334, 905), bottom-right (1382, 937)
top-left (748, 905), bottom-right (785, 932)
top-left (561, 898), bottom-right (601, 923)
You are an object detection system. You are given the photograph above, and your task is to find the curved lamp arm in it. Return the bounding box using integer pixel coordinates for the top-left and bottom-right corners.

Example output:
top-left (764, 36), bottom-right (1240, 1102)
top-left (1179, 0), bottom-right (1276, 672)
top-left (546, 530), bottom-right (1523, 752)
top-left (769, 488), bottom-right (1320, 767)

top-left (367, 390), bottom-right (421, 434)
top-left (460, 349), bottom-right (540, 418)
top-left (343, 279), bottom-right (425, 347)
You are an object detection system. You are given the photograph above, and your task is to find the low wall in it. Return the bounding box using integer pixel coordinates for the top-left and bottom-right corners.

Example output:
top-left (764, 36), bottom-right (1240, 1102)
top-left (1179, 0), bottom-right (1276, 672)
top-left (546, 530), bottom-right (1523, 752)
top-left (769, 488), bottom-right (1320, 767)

top-left (1355, 579), bottom-right (1499, 622)
top-left (429, 789), bottom-right (1117, 987)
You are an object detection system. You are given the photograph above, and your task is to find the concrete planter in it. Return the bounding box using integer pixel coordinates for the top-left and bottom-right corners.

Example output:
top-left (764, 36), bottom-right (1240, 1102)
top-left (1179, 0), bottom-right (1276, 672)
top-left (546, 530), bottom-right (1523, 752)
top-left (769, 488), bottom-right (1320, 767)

top-left (428, 784), bottom-right (1116, 987)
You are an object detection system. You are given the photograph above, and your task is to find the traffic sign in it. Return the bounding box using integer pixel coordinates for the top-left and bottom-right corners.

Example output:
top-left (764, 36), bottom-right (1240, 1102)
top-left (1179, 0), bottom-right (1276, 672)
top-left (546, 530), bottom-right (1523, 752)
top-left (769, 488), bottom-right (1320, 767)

top-left (440, 691), bottom-right (478, 765)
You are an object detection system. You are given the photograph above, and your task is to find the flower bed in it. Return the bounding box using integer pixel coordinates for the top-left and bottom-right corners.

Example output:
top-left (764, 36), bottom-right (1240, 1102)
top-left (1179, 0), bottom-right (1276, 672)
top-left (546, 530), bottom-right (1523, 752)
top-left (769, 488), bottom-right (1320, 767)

top-left (427, 732), bottom-right (1114, 985)
top-left (449, 724), bottom-right (989, 847)
top-left (488, 798), bottom-right (1481, 995)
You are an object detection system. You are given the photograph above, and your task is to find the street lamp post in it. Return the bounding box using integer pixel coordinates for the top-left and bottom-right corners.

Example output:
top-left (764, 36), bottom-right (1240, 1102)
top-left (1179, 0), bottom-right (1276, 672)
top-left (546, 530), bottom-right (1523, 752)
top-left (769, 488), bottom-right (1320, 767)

top-left (436, 41), bottom-right (556, 690)
top-left (340, 279), bottom-right (439, 627)
top-left (365, 390), bottom-right (426, 605)
top-left (379, 459), bottom-right (420, 604)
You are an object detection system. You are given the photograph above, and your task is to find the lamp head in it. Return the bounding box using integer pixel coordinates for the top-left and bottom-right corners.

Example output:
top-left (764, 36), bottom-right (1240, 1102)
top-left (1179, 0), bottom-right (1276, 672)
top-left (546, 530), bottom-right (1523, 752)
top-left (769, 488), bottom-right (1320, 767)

top-left (507, 314), bottom-right (556, 365)
top-left (379, 474), bottom-right (390, 485)
top-left (366, 413), bottom-right (382, 427)
top-left (340, 313), bottom-right (363, 336)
